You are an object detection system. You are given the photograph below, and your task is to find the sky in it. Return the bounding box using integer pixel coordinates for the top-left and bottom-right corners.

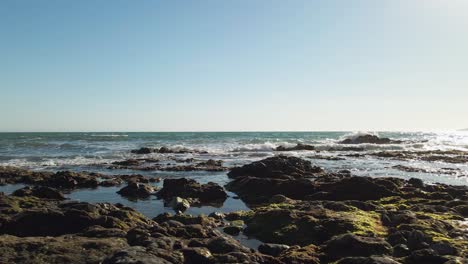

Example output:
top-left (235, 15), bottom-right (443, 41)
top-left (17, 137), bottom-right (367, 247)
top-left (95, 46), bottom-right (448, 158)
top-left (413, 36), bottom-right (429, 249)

top-left (1, 0), bottom-right (467, 132)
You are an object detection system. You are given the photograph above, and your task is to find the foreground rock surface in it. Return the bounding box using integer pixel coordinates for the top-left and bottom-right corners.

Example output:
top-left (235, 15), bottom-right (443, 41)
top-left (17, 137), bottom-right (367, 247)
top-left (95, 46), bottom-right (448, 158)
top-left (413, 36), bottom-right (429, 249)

top-left (0, 155), bottom-right (466, 263)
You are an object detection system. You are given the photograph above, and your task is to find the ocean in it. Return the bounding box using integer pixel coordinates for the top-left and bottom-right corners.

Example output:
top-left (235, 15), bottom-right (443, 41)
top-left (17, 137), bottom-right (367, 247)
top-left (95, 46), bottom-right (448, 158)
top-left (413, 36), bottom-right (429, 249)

top-left (1, 131), bottom-right (467, 218)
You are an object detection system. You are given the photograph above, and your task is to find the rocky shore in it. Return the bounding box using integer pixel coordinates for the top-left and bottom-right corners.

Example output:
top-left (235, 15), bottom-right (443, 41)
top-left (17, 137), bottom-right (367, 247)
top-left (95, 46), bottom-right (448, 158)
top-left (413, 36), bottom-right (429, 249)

top-left (0, 154), bottom-right (467, 263)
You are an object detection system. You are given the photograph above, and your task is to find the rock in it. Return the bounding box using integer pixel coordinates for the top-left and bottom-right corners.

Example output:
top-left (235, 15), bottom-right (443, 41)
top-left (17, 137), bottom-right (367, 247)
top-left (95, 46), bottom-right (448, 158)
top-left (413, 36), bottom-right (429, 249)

top-left (111, 159), bottom-right (140, 166)
top-left (167, 197), bottom-right (190, 212)
top-left (408, 177), bottom-right (425, 188)
top-left (102, 246), bottom-right (173, 264)
top-left (0, 200), bottom-right (150, 237)
top-left (244, 202), bottom-right (386, 246)
top-left (339, 134), bottom-right (401, 144)
top-left (405, 249), bottom-right (450, 264)
top-left (275, 143), bottom-right (315, 151)
top-left (0, 235), bottom-right (128, 264)
top-left (323, 234), bottom-right (393, 261)
top-left (336, 256), bottom-right (402, 264)
top-left (393, 244), bottom-right (410, 257)
top-left (157, 178), bottom-right (227, 203)
top-left (131, 147), bottom-right (154, 154)
top-left (258, 243), bottom-right (290, 257)
top-left (12, 186), bottom-right (66, 200)
top-left (99, 178), bottom-right (123, 187)
top-left (313, 176), bottom-right (399, 201)
top-left (223, 226), bottom-right (242, 236)
top-left (277, 244), bottom-right (320, 264)
top-left (43, 171), bottom-right (99, 189)
top-left (226, 176), bottom-right (316, 204)
top-left (159, 159), bottom-right (227, 172)
top-left (117, 182), bottom-right (156, 198)
top-left (430, 241), bottom-right (458, 255)
top-left (206, 236), bottom-right (250, 254)
top-left (208, 212), bottom-right (225, 220)
top-left (182, 247), bottom-right (214, 264)
top-left (228, 155), bottom-right (323, 179)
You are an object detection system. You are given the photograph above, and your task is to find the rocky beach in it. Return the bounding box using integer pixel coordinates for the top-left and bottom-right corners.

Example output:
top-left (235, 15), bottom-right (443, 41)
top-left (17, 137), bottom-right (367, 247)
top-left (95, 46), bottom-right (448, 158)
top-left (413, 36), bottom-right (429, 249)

top-left (0, 132), bottom-right (467, 263)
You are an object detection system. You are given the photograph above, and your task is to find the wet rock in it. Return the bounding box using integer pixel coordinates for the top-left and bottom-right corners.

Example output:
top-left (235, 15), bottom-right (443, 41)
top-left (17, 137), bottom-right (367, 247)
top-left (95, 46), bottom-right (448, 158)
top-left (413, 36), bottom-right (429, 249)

top-left (111, 159), bottom-right (140, 166)
top-left (208, 212), bottom-right (225, 220)
top-left (339, 134), bottom-right (402, 144)
top-left (223, 226), bottom-right (242, 236)
top-left (102, 246), bottom-right (174, 264)
top-left (0, 235), bottom-right (128, 264)
top-left (0, 200), bottom-right (151, 237)
top-left (99, 178), bottom-right (123, 187)
top-left (312, 176), bottom-right (399, 201)
top-left (117, 182), bottom-right (156, 198)
top-left (12, 186), bottom-right (66, 200)
top-left (430, 241), bottom-right (458, 255)
top-left (182, 247), bottom-right (214, 264)
top-left (275, 143), bottom-right (315, 151)
top-left (168, 197), bottom-right (190, 212)
top-left (157, 178), bottom-right (227, 204)
top-left (323, 234), bottom-right (393, 261)
top-left (405, 249), bottom-right (449, 264)
top-left (49, 171), bottom-right (99, 188)
top-left (228, 155), bottom-right (323, 179)
top-left (258, 243), bottom-right (290, 257)
top-left (408, 178), bottom-right (425, 188)
top-left (131, 147), bottom-right (154, 154)
top-left (159, 159), bottom-right (227, 172)
top-left (393, 244), bottom-right (410, 257)
top-left (335, 256), bottom-right (402, 264)
top-left (277, 244), bottom-right (320, 264)
top-left (309, 155), bottom-right (345, 161)
top-left (226, 176), bottom-right (316, 204)
top-left (206, 236), bottom-right (250, 254)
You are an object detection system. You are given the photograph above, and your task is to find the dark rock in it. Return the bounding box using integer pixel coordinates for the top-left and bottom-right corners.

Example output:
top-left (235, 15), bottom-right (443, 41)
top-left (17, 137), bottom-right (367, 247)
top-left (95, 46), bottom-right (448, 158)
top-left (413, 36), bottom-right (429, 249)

top-left (12, 186), bottom-right (66, 200)
top-left (208, 212), bottom-right (225, 220)
top-left (340, 134), bottom-right (402, 144)
top-left (275, 143), bottom-right (315, 151)
top-left (313, 176), bottom-right (399, 201)
top-left (223, 226), bottom-right (242, 236)
top-left (430, 241), bottom-right (458, 255)
top-left (406, 249), bottom-right (449, 264)
top-left (393, 244), bottom-right (410, 257)
top-left (323, 234), bottom-right (393, 261)
top-left (335, 256), bottom-right (402, 264)
top-left (111, 159), bottom-right (140, 166)
top-left (226, 176), bottom-right (316, 204)
top-left (117, 182), bottom-right (156, 198)
top-left (258, 243), bottom-right (290, 257)
top-left (157, 178), bottom-right (227, 203)
top-left (182, 247), bottom-right (214, 264)
top-left (408, 178), bottom-right (425, 188)
top-left (228, 155), bottom-right (323, 179)
top-left (131, 147), bottom-right (154, 154)
top-left (206, 236), bottom-right (250, 254)
top-left (102, 246), bottom-right (173, 264)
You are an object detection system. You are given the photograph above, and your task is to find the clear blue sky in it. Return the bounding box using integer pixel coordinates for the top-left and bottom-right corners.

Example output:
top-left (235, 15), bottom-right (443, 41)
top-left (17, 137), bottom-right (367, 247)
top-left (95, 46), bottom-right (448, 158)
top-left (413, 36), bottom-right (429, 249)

top-left (1, 0), bottom-right (467, 132)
